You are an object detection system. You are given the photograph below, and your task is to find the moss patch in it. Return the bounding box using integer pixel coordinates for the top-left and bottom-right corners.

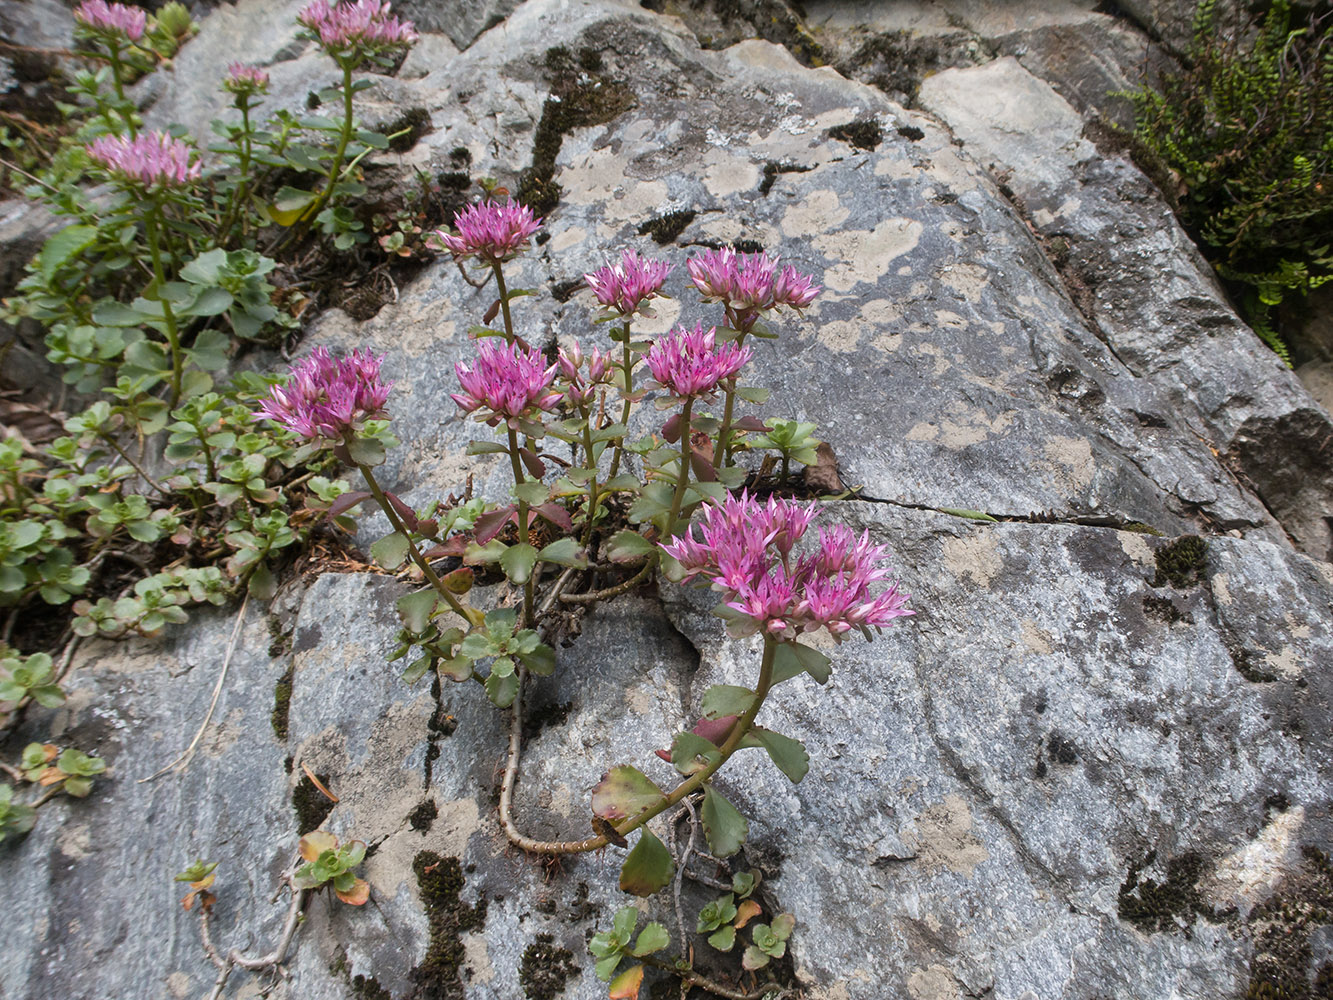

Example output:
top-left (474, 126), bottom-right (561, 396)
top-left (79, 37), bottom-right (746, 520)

top-left (292, 771), bottom-right (336, 835)
top-left (409, 799), bottom-right (439, 833)
top-left (1142, 594), bottom-right (1192, 625)
top-left (409, 852), bottom-right (487, 1000)
top-left (1118, 850), bottom-right (1213, 935)
top-left (352, 974), bottom-right (393, 1000)
top-left (828, 119), bottom-right (883, 151)
top-left (636, 210), bottom-right (697, 245)
top-left (1245, 847), bottom-right (1333, 999)
top-left (519, 933), bottom-right (579, 1000)
top-left (567, 881), bottom-right (598, 923)
top-left (1152, 535), bottom-right (1208, 588)
top-left (271, 666), bottom-right (294, 741)
top-left (518, 46), bottom-right (637, 217)
top-left (896, 124), bottom-right (925, 142)
top-left (759, 160), bottom-right (813, 196)
top-left (385, 106), bottom-right (432, 153)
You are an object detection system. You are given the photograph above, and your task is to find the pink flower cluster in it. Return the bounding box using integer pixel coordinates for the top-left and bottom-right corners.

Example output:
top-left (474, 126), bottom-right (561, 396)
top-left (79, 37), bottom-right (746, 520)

top-left (688, 248), bottom-right (821, 317)
top-left (73, 0), bottom-right (146, 41)
top-left (643, 323), bottom-right (751, 400)
top-left (584, 250), bottom-right (672, 315)
top-left (297, 0), bottom-right (417, 60)
top-left (662, 492), bottom-right (913, 640)
top-left (452, 340), bottom-right (561, 427)
top-left (86, 132), bottom-right (202, 190)
top-left (433, 200), bottom-right (542, 265)
top-left (224, 63), bottom-right (270, 95)
top-left (254, 347), bottom-right (393, 441)
top-left (557, 340), bottom-right (612, 408)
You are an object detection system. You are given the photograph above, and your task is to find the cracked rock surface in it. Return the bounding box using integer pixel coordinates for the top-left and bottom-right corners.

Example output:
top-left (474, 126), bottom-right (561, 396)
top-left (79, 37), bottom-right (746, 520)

top-left (3, 1), bottom-right (1333, 999)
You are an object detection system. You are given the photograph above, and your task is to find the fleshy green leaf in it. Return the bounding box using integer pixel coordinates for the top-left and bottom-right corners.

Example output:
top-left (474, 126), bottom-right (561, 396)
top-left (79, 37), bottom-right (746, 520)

top-left (512, 481), bottom-right (549, 506)
top-left (605, 530), bottom-right (655, 563)
top-left (700, 684), bottom-right (755, 720)
top-left (346, 436), bottom-right (386, 467)
top-left (707, 925), bottom-right (736, 951)
top-left (631, 921), bottom-right (670, 956)
top-left (701, 786), bottom-right (748, 858)
top-left (591, 766), bottom-right (665, 823)
top-left (484, 669), bottom-right (519, 708)
top-left (499, 543), bottom-right (539, 584)
top-left (536, 537), bottom-right (587, 568)
top-left (670, 732), bottom-right (721, 776)
top-left (772, 640), bottom-right (831, 685)
top-left (370, 532), bottom-right (411, 569)
top-left (619, 828), bottom-right (673, 897)
top-left (396, 588), bottom-right (439, 632)
top-left (749, 728), bottom-right (809, 783)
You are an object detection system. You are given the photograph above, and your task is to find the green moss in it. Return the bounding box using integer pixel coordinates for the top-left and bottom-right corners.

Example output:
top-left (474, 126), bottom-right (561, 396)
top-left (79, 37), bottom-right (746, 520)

top-left (409, 799), bottom-right (438, 833)
top-left (292, 771), bottom-right (335, 835)
top-left (352, 974), bottom-right (393, 1000)
top-left (1117, 851), bottom-right (1212, 934)
top-left (1245, 846), bottom-right (1333, 999)
top-left (828, 120), bottom-right (882, 151)
top-left (1142, 595), bottom-right (1191, 625)
top-left (1152, 535), bottom-right (1208, 588)
top-left (271, 666), bottom-right (293, 741)
top-left (636, 210), bottom-right (696, 246)
top-left (410, 851), bottom-right (487, 1000)
top-left (759, 160), bottom-right (813, 196)
top-left (519, 933), bottom-right (579, 1000)
top-left (517, 46), bottom-right (637, 217)
top-left (385, 106), bottom-right (432, 153)
top-left (1122, 521), bottom-right (1165, 536)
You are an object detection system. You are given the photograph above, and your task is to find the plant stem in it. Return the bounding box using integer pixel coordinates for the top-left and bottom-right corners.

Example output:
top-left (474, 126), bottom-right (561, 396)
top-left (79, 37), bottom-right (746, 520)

top-left (506, 426), bottom-right (534, 628)
top-left (356, 460), bottom-right (481, 627)
top-left (579, 417), bottom-right (599, 548)
top-left (216, 98), bottom-right (255, 245)
top-left (106, 41), bottom-right (135, 136)
top-left (498, 635), bottom-right (778, 855)
top-left (557, 559), bottom-right (652, 604)
top-left (101, 432), bottom-right (166, 494)
top-left (294, 62), bottom-right (355, 246)
top-left (607, 317), bottom-right (633, 479)
top-left (639, 954), bottom-right (789, 1000)
top-left (493, 263), bottom-right (519, 346)
top-left (665, 397), bottom-right (694, 535)
top-left (143, 204), bottom-right (185, 406)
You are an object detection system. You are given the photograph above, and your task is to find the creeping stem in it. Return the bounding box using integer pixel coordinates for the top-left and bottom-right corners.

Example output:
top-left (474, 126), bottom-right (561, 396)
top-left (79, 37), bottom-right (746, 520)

top-left (499, 634), bottom-right (778, 855)
top-left (355, 460), bottom-right (481, 627)
top-left (143, 205), bottom-right (184, 406)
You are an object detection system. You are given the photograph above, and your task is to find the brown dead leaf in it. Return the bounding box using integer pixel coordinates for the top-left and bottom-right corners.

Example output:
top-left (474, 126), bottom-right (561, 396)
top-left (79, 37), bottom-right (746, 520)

top-left (803, 441), bottom-right (844, 494)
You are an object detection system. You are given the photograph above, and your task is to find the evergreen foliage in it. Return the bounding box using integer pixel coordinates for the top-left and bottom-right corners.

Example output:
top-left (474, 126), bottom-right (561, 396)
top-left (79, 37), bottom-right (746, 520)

top-left (1126, 0), bottom-right (1333, 364)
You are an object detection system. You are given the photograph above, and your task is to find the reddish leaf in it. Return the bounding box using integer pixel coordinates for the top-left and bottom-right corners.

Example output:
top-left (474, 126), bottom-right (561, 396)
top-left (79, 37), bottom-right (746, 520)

top-left (734, 899), bottom-right (762, 928)
top-left (327, 491), bottom-right (372, 517)
top-left (533, 502), bottom-right (573, 532)
top-left (336, 877), bottom-right (370, 906)
top-left (422, 535), bottom-right (469, 560)
top-left (662, 412), bottom-right (683, 443)
top-left (301, 762), bottom-right (339, 803)
top-left (483, 298), bottom-right (501, 324)
top-left (655, 715), bottom-right (737, 763)
top-left (731, 416), bottom-right (768, 433)
top-left (608, 964), bottom-right (644, 1000)
top-left (519, 447), bottom-right (545, 478)
top-left (690, 446), bottom-right (716, 483)
top-left (299, 831), bottom-right (338, 862)
top-left (474, 505), bottom-right (518, 544)
top-left (441, 566), bottom-right (474, 594)
top-left (803, 441), bottom-right (844, 494)
top-left (383, 491), bottom-right (420, 532)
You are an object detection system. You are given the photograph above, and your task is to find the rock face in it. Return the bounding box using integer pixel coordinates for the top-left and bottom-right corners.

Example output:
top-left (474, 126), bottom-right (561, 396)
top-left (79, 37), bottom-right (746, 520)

top-left (4, 1), bottom-right (1333, 1000)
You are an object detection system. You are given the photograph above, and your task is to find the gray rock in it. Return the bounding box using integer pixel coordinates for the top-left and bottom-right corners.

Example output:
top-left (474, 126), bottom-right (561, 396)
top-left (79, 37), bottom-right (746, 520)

top-left (918, 57), bottom-right (1333, 560)
top-left (393, 0), bottom-right (521, 51)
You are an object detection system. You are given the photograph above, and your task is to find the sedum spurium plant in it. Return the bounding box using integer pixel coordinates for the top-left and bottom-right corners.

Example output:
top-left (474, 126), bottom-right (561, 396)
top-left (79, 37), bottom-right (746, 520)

top-left (255, 197), bottom-right (913, 997)
top-left (0, 0), bottom-right (421, 845)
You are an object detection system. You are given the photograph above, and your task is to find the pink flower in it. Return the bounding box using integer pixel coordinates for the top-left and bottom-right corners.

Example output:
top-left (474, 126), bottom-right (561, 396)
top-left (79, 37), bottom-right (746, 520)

top-left (556, 340), bottom-right (612, 408)
top-left (452, 340), bottom-right (561, 427)
top-left (73, 0), bottom-right (146, 41)
top-left (661, 492), bottom-right (913, 640)
top-left (687, 248), bottom-right (821, 319)
top-left (297, 0), bottom-right (417, 61)
top-left (86, 132), bottom-right (202, 190)
top-left (643, 323), bottom-right (751, 400)
top-left (432, 200), bottom-right (541, 265)
top-left (254, 347), bottom-right (392, 440)
top-left (584, 250), bottom-right (672, 315)
top-left (223, 63), bottom-right (270, 96)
